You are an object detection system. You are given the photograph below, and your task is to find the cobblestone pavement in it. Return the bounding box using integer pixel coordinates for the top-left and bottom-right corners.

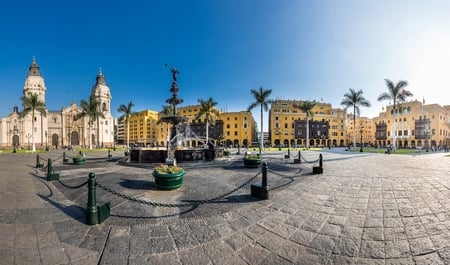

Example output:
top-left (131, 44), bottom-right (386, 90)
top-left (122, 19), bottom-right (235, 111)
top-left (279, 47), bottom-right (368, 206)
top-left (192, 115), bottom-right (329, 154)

top-left (1, 149), bottom-right (450, 264)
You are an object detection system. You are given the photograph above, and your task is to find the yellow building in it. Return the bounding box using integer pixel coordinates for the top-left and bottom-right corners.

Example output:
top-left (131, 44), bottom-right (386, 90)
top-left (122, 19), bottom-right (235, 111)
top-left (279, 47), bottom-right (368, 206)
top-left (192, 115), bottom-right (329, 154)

top-left (159, 105), bottom-right (257, 148)
top-left (125, 109), bottom-right (159, 147)
top-left (268, 100), bottom-right (347, 147)
top-left (373, 100), bottom-right (450, 149)
top-left (219, 111), bottom-right (257, 148)
top-left (347, 115), bottom-right (375, 147)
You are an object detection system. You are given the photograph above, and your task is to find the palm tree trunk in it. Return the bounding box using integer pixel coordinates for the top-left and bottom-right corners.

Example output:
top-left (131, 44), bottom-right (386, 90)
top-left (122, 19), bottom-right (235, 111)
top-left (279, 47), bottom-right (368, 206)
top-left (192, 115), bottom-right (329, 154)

top-left (353, 106), bottom-right (357, 149)
top-left (31, 112), bottom-right (36, 152)
top-left (392, 102), bottom-right (397, 151)
top-left (126, 120), bottom-right (130, 150)
top-left (306, 119), bottom-right (310, 149)
top-left (260, 105), bottom-right (263, 154)
top-left (89, 122), bottom-right (93, 150)
top-left (206, 120), bottom-right (209, 145)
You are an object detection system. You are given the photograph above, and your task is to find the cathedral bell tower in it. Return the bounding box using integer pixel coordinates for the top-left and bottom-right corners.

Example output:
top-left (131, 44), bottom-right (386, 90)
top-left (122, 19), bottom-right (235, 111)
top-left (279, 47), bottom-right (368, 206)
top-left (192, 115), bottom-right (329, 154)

top-left (90, 68), bottom-right (112, 115)
top-left (23, 56), bottom-right (47, 105)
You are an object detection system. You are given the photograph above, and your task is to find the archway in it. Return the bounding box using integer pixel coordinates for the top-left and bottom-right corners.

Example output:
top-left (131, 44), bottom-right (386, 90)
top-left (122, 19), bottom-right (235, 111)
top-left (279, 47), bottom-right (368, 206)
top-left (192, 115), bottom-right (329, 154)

top-left (52, 134), bottom-right (59, 147)
top-left (243, 139), bottom-right (248, 147)
top-left (233, 139), bottom-right (239, 147)
top-left (70, 131), bottom-right (79, 145)
top-left (226, 139), bottom-right (232, 148)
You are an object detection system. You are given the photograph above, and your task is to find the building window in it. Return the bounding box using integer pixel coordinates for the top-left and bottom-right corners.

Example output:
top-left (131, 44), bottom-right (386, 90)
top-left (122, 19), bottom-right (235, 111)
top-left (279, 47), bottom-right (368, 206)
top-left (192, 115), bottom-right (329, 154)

top-left (234, 131), bottom-right (238, 136)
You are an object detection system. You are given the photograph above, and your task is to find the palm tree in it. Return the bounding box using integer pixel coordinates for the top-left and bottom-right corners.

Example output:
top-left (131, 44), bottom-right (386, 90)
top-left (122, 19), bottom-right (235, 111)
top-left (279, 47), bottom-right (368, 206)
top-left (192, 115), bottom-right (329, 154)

top-left (117, 101), bottom-right (135, 150)
top-left (341, 88), bottom-right (371, 149)
top-left (377, 79), bottom-right (413, 150)
top-left (21, 93), bottom-right (46, 152)
top-left (196, 97), bottom-right (220, 145)
top-left (247, 86), bottom-right (273, 154)
top-left (293, 100), bottom-right (317, 149)
top-left (78, 97), bottom-right (105, 150)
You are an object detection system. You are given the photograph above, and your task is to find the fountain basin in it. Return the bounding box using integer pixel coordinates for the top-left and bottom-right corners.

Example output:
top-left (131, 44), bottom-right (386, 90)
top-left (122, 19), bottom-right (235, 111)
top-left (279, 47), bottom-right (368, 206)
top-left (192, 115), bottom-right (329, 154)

top-left (130, 148), bottom-right (224, 163)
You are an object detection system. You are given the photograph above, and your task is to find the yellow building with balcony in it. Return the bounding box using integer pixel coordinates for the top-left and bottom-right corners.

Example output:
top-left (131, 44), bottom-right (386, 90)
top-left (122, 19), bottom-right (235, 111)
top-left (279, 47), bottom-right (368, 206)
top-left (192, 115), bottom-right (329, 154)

top-left (373, 100), bottom-right (450, 149)
top-left (268, 100), bottom-right (347, 148)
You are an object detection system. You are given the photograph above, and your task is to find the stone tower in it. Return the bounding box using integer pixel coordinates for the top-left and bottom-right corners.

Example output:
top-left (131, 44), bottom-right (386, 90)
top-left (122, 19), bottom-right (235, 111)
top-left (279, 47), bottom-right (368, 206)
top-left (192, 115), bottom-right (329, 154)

top-left (90, 68), bottom-right (112, 114)
top-left (90, 68), bottom-right (114, 146)
top-left (23, 56), bottom-right (47, 105)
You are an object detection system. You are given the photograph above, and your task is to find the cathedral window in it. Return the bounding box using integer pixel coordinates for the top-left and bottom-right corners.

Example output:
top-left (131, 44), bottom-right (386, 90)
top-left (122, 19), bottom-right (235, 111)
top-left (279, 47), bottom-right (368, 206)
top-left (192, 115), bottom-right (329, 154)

top-left (102, 103), bottom-right (107, 111)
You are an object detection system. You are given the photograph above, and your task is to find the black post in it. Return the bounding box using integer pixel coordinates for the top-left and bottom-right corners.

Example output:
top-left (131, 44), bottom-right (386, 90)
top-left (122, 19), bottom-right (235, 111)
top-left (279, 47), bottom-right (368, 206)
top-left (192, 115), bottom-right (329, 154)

top-left (251, 162), bottom-right (269, 199)
top-left (261, 162), bottom-right (267, 188)
top-left (87, 173), bottom-right (98, 225)
top-left (313, 153), bottom-right (323, 174)
top-left (36, 154), bottom-right (40, 168)
top-left (47, 158), bottom-right (52, 177)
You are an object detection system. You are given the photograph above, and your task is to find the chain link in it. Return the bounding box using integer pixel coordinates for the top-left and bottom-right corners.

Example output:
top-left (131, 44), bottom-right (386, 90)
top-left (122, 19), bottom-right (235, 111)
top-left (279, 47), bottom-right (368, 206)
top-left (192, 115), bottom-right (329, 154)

top-left (267, 168), bottom-right (303, 178)
top-left (96, 169), bottom-right (262, 208)
top-left (301, 156), bottom-right (319, 164)
top-left (57, 178), bottom-right (89, 189)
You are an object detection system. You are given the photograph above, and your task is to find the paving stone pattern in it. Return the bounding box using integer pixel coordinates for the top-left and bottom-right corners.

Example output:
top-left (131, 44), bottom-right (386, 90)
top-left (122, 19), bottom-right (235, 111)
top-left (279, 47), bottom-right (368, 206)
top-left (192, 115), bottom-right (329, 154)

top-left (0, 149), bottom-right (449, 264)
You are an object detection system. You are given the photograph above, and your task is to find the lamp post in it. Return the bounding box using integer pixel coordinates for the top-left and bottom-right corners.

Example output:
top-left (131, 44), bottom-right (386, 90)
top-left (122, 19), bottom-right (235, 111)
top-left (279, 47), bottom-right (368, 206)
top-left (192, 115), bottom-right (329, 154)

top-left (13, 126), bottom-right (18, 153)
top-left (360, 124), bottom-right (364, 152)
top-left (26, 133), bottom-right (31, 150)
top-left (276, 128), bottom-right (281, 150)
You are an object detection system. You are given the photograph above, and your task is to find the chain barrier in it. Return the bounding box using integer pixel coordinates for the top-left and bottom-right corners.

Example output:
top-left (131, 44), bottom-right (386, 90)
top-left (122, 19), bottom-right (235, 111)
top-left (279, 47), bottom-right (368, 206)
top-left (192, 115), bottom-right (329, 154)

top-left (96, 169), bottom-right (262, 208)
top-left (301, 156), bottom-right (320, 165)
top-left (267, 168), bottom-right (303, 178)
top-left (57, 177), bottom-right (89, 189)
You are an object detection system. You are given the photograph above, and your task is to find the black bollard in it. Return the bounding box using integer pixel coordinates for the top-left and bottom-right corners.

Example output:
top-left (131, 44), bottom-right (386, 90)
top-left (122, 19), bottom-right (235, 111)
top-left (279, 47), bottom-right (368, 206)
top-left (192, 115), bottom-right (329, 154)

top-left (313, 153), bottom-right (323, 174)
top-left (87, 173), bottom-right (98, 225)
top-left (251, 162), bottom-right (269, 199)
top-left (36, 154), bottom-right (41, 168)
top-left (294, 150), bottom-right (301, 164)
top-left (63, 152), bottom-right (68, 163)
top-left (46, 158), bottom-right (59, 181)
top-left (108, 150), bottom-right (112, 158)
top-left (86, 172), bottom-right (110, 225)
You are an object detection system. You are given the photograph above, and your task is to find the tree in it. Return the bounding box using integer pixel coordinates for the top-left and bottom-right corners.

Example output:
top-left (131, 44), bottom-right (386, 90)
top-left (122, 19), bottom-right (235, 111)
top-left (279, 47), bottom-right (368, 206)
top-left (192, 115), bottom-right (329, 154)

top-left (117, 101), bottom-right (135, 150)
top-left (79, 97), bottom-right (105, 150)
top-left (195, 97), bottom-right (220, 145)
top-left (247, 86), bottom-right (273, 154)
top-left (341, 88), bottom-right (371, 149)
top-left (293, 100), bottom-right (317, 149)
top-left (377, 79), bottom-right (413, 150)
top-left (20, 93), bottom-right (46, 152)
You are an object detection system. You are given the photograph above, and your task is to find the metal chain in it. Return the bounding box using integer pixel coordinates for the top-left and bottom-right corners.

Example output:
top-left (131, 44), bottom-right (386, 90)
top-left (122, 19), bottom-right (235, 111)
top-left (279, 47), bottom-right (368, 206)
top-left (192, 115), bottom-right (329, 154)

top-left (96, 169), bottom-right (262, 208)
top-left (301, 156), bottom-right (319, 164)
top-left (57, 178), bottom-right (89, 189)
top-left (267, 168), bottom-right (303, 178)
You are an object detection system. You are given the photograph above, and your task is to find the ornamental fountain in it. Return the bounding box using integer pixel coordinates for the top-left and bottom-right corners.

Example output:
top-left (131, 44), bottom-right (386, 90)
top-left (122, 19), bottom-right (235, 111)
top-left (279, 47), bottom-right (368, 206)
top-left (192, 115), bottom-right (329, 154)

top-left (129, 67), bottom-right (224, 163)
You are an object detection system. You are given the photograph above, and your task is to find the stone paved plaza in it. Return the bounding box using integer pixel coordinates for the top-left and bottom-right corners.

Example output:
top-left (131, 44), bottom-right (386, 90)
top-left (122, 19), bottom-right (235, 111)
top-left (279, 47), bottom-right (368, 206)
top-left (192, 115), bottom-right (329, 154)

top-left (1, 148), bottom-right (450, 264)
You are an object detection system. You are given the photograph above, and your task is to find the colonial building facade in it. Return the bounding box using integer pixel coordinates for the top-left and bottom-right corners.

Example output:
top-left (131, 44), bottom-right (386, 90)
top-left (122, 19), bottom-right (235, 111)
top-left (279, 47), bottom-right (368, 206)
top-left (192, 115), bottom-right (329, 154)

top-left (0, 58), bottom-right (115, 149)
top-left (268, 100), bottom-right (348, 147)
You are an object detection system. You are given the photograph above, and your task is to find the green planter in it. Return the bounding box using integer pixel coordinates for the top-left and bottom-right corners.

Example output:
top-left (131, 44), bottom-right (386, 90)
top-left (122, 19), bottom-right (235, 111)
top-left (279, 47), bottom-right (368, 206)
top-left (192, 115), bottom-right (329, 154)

top-left (243, 157), bottom-right (262, 168)
top-left (73, 157), bottom-right (86, 165)
top-left (153, 169), bottom-right (185, 190)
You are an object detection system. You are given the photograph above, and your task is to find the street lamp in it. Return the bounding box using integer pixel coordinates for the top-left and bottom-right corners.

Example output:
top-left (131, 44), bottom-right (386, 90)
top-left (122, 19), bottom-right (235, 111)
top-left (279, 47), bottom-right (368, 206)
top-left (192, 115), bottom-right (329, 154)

top-left (26, 133), bottom-right (31, 150)
top-left (424, 124), bottom-right (429, 152)
top-left (360, 124), bottom-right (364, 152)
top-left (275, 128), bottom-right (281, 150)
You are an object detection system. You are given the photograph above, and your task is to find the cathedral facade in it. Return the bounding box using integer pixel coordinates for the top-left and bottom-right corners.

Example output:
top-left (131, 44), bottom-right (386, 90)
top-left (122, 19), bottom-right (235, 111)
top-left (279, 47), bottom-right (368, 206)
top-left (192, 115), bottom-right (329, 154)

top-left (0, 58), bottom-right (115, 149)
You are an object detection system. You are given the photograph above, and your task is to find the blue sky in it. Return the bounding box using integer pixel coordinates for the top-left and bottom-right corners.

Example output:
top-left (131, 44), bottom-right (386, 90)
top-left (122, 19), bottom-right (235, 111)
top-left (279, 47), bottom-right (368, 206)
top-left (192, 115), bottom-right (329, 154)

top-left (1, 0), bottom-right (450, 131)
